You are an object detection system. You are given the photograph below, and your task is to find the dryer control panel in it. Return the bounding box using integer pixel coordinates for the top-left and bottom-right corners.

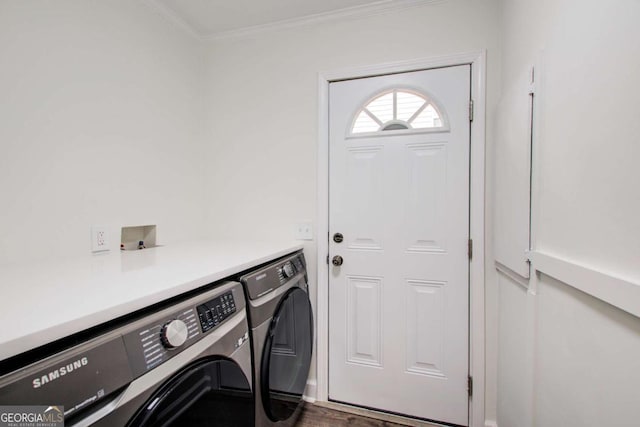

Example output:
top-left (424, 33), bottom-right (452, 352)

top-left (241, 251), bottom-right (307, 300)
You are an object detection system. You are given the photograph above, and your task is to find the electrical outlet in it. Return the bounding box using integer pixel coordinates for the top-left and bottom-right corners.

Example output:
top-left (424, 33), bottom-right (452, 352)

top-left (91, 226), bottom-right (109, 253)
top-left (295, 222), bottom-right (313, 240)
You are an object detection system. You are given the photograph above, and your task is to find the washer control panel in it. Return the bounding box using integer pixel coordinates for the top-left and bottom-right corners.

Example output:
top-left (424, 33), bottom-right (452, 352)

top-left (132, 307), bottom-right (200, 372)
top-left (160, 319), bottom-right (190, 349)
top-left (197, 291), bottom-right (236, 332)
top-left (122, 282), bottom-right (245, 378)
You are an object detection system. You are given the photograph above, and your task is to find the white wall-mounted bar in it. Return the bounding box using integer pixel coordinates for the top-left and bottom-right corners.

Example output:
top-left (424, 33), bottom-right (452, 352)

top-left (530, 251), bottom-right (640, 319)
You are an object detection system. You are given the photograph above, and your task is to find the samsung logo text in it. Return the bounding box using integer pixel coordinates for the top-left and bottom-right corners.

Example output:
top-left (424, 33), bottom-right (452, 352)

top-left (32, 357), bottom-right (88, 388)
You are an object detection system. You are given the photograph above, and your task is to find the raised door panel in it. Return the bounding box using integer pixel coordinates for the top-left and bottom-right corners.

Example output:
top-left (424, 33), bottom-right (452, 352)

top-left (404, 143), bottom-right (448, 253)
top-left (347, 276), bottom-right (383, 367)
top-left (344, 147), bottom-right (385, 251)
top-left (406, 279), bottom-right (447, 378)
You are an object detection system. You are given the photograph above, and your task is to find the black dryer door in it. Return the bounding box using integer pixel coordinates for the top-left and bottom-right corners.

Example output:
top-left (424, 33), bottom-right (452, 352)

top-left (261, 286), bottom-right (314, 422)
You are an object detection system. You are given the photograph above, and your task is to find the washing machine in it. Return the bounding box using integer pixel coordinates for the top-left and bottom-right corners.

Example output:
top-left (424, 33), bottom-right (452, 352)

top-left (0, 281), bottom-right (254, 426)
top-left (239, 251), bottom-right (313, 427)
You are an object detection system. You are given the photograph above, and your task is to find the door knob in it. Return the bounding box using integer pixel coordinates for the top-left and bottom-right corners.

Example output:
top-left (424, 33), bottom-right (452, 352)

top-left (332, 255), bottom-right (343, 266)
top-left (333, 233), bottom-right (344, 243)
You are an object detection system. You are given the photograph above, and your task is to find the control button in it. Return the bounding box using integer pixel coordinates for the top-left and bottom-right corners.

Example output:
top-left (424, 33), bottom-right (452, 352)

top-left (161, 319), bottom-right (189, 349)
top-left (282, 262), bottom-right (295, 278)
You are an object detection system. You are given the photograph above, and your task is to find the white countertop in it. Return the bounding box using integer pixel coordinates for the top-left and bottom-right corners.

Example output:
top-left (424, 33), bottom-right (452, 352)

top-left (0, 239), bottom-right (303, 361)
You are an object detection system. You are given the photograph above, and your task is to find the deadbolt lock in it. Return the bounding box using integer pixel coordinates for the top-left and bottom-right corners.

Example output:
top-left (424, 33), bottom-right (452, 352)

top-left (332, 255), bottom-right (344, 266)
top-left (333, 233), bottom-right (344, 243)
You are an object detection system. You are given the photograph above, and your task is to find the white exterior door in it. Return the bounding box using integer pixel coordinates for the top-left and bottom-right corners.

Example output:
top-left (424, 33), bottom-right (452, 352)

top-left (328, 65), bottom-right (471, 426)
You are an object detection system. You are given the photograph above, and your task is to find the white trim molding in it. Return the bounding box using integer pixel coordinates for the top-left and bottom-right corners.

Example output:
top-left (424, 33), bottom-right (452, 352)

top-left (303, 379), bottom-right (318, 403)
top-left (140, 0), bottom-right (201, 40)
top-left (495, 261), bottom-right (532, 293)
top-left (316, 50), bottom-right (487, 427)
top-left (141, 0), bottom-right (448, 42)
top-left (530, 251), bottom-right (640, 319)
top-left (206, 0), bottom-right (446, 41)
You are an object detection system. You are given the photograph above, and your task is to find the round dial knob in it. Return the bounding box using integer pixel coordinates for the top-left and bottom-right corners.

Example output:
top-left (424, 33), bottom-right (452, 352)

top-left (282, 262), bottom-right (295, 278)
top-left (161, 319), bottom-right (188, 349)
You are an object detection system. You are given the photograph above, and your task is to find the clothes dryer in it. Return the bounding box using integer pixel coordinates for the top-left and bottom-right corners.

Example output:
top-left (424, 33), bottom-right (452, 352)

top-left (239, 251), bottom-right (313, 427)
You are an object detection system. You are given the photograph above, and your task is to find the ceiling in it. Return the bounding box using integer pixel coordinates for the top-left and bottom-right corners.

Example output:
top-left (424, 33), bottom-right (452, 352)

top-left (146, 0), bottom-right (430, 39)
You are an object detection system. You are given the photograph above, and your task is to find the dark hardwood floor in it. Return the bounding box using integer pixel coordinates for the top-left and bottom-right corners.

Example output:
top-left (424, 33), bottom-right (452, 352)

top-left (295, 404), bottom-right (412, 427)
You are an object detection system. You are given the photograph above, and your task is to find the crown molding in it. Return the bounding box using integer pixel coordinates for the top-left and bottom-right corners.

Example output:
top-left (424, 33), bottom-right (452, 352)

top-left (141, 0), bottom-right (447, 43)
top-left (140, 0), bottom-right (202, 40)
top-left (208, 0), bottom-right (447, 42)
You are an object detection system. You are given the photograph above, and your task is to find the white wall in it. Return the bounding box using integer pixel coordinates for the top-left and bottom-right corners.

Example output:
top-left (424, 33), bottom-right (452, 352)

top-left (496, 273), bottom-right (534, 427)
top-left (498, 270), bottom-right (640, 427)
top-left (203, 0), bottom-right (501, 422)
top-left (0, 1), bottom-right (206, 265)
top-left (534, 273), bottom-right (640, 426)
top-left (496, 0), bottom-right (640, 425)
top-left (500, 0), bottom-right (640, 279)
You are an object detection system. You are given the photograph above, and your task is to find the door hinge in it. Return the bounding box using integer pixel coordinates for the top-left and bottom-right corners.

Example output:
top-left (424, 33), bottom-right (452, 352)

top-left (326, 254), bottom-right (329, 265)
top-left (469, 99), bottom-right (474, 122)
top-left (468, 376), bottom-right (473, 397)
top-left (468, 239), bottom-right (473, 260)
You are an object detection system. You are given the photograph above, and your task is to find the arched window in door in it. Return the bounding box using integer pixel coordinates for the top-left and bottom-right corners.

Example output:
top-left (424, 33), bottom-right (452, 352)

top-left (351, 89), bottom-right (447, 135)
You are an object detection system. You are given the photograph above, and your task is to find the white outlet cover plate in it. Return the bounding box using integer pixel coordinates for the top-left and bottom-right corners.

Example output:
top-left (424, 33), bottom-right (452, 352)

top-left (91, 226), bottom-right (109, 253)
top-left (295, 222), bottom-right (313, 240)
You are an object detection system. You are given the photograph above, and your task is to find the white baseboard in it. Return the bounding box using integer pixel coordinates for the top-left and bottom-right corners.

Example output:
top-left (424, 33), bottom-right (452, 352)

top-left (485, 420), bottom-right (498, 427)
top-left (303, 379), bottom-right (317, 403)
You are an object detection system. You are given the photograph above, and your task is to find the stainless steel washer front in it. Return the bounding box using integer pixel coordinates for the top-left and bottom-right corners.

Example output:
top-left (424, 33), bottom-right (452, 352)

top-left (0, 281), bottom-right (254, 427)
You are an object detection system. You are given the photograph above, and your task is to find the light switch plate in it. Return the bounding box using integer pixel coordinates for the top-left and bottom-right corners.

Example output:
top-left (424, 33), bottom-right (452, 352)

top-left (91, 226), bottom-right (109, 253)
top-left (295, 222), bottom-right (313, 240)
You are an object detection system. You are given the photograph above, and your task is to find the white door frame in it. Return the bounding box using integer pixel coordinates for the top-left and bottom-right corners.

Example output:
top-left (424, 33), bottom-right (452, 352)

top-left (316, 50), bottom-right (486, 427)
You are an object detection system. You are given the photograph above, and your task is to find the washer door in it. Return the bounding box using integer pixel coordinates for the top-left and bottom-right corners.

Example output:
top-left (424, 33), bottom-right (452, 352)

top-left (261, 286), bottom-right (314, 421)
top-left (128, 357), bottom-right (253, 427)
